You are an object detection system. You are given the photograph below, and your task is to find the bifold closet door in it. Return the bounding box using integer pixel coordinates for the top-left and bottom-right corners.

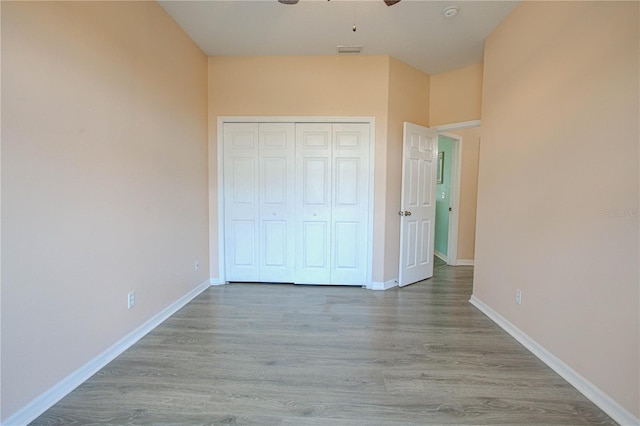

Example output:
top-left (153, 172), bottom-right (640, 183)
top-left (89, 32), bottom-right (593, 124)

top-left (331, 123), bottom-right (370, 284)
top-left (295, 124), bottom-right (333, 284)
top-left (224, 123), bottom-right (295, 282)
top-left (295, 123), bottom-right (370, 285)
top-left (259, 123), bottom-right (295, 282)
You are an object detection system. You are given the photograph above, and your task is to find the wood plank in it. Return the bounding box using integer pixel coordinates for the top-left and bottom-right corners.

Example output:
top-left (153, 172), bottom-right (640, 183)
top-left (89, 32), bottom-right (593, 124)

top-left (31, 263), bottom-right (615, 425)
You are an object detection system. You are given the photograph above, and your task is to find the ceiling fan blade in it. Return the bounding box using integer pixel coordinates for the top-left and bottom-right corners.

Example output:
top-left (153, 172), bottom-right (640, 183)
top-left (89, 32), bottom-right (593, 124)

top-left (383, 0), bottom-right (401, 5)
top-left (278, 0), bottom-right (299, 4)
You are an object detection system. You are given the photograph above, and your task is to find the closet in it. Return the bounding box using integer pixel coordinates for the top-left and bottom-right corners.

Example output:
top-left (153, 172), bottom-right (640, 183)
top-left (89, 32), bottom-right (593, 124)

top-left (223, 121), bottom-right (371, 286)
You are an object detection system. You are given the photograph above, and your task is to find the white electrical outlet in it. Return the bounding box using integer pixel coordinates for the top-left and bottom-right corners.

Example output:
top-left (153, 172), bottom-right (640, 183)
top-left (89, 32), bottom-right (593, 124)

top-left (515, 289), bottom-right (522, 305)
top-left (128, 291), bottom-right (135, 309)
top-left (194, 259), bottom-right (200, 271)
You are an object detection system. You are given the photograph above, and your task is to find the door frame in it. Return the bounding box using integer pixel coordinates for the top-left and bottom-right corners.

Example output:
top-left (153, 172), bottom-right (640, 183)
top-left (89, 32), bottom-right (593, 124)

top-left (434, 132), bottom-right (461, 266)
top-left (433, 120), bottom-right (481, 266)
top-left (215, 116), bottom-right (376, 286)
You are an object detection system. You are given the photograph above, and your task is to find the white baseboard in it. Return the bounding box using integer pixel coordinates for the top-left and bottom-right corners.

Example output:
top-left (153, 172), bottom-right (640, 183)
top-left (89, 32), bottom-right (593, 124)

top-left (434, 250), bottom-right (448, 262)
top-left (368, 278), bottom-right (398, 291)
top-left (2, 280), bottom-right (211, 426)
top-left (209, 277), bottom-right (226, 286)
top-left (469, 295), bottom-right (639, 426)
top-left (455, 259), bottom-right (474, 266)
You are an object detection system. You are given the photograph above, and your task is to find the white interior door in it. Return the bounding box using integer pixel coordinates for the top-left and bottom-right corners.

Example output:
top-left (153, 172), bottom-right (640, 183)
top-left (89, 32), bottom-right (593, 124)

top-left (398, 122), bottom-right (438, 287)
top-left (259, 123), bottom-right (295, 282)
top-left (295, 123), bottom-right (332, 284)
top-left (224, 123), bottom-right (260, 281)
top-left (331, 123), bottom-right (370, 284)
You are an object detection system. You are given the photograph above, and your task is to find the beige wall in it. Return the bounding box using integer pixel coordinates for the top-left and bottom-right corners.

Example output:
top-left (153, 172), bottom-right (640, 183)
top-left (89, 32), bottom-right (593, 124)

top-left (430, 64), bottom-right (483, 263)
top-left (209, 56), bottom-right (432, 283)
top-left (1, 2), bottom-right (209, 420)
top-left (429, 63), bottom-right (482, 127)
top-left (475, 1), bottom-right (639, 417)
top-left (386, 57), bottom-right (430, 281)
top-left (448, 127), bottom-right (480, 261)
top-left (208, 56), bottom-right (393, 282)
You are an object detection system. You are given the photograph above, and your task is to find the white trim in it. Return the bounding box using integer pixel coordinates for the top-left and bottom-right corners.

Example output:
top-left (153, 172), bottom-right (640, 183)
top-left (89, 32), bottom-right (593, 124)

top-left (433, 119), bottom-right (481, 132)
top-left (216, 116), bottom-right (226, 284)
top-left (367, 278), bottom-right (398, 291)
top-left (434, 250), bottom-right (448, 263)
top-left (2, 281), bottom-right (211, 426)
top-left (469, 295), bottom-right (640, 426)
top-left (454, 259), bottom-right (474, 266)
top-left (437, 132), bottom-right (462, 266)
top-left (218, 116), bottom-right (375, 124)
top-left (209, 278), bottom-right (227, 286)
top-left (216, 116), bottom-right (376, 287)
top-left (366, 119), bottom-right (376, 287)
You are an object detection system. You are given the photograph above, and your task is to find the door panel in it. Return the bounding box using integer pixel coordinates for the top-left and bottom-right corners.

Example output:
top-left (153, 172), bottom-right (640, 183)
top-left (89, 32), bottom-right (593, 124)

top-left (331, 124), bottom-right (369, 285)
top-left (421, 161), bottom-right (433, 205)
top-left (405, 221), bottom-right (417, 268)
top-left (231, 158), bottom-right (256, 204)
top-left (224, 123), bottom-right (260, 281)
top-left (302, 221), bottom-right (329, 268)
top-left (303, 158), bottom-right (329, 205)
top-left (231, 220), bottom-right (256, 266)
top-left (263, 221), bottom-right (286, 265)
top-left (259, 123), bottom-right (294, 282)
top-left (334, 221), bottom-right (359, 269)
top-left (399, 122), bottom-right (438, 287)
top-left (408, 158), bottom-right (420, 206)
top-left (262, 158), bottom-right (286, 204)
top-left (295, 124), bottom-right (332, 284)
top-left (419, 219), bottom-right (431, 263)
top-left (335, 158), bottom-right (360, 205)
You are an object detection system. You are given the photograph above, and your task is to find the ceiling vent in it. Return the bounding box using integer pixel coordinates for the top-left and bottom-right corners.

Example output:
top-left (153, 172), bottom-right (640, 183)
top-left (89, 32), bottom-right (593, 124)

top-left (337, 45), bottom-right (363, 54)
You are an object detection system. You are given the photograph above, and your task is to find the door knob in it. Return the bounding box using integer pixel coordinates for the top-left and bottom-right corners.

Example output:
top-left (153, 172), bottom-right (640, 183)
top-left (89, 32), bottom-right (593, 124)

top-left (398, 211), bottom-right (404, 216)
top-left (405, 211), bottom-right (412, 216)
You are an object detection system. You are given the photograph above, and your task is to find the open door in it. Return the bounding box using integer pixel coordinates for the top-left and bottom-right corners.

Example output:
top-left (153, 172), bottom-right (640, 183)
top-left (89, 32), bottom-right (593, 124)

top-left (398, 122), bottom-right (438, 287)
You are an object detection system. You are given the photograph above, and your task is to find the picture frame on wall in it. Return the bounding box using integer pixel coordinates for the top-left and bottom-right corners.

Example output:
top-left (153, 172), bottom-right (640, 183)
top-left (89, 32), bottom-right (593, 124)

top-left (436, 151), bottom-right (444, 184)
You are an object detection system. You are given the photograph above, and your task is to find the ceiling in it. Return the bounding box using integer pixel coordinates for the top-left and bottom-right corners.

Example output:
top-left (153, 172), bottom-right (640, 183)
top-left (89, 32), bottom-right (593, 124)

top-left (159, 0), bottom-right (519, 75)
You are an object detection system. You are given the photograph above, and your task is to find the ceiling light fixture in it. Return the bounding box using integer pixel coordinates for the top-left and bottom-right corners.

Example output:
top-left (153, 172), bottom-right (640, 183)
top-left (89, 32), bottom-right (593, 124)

top-left (352, 3), bottom-right (357, 32)
top-left (442, 6), bottom-right (459, 18)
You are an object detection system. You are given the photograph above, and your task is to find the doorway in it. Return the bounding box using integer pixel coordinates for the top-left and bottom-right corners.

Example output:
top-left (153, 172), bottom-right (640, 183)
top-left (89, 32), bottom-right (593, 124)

top-left (434, 134), bottom-right (457, 263)
top-left (434, 121), bottom-right (481, 266)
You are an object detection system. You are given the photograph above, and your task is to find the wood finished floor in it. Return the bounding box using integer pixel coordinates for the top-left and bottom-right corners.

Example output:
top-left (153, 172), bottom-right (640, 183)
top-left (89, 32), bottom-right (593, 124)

top-left (32, 261), bottom-right (615, 425)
